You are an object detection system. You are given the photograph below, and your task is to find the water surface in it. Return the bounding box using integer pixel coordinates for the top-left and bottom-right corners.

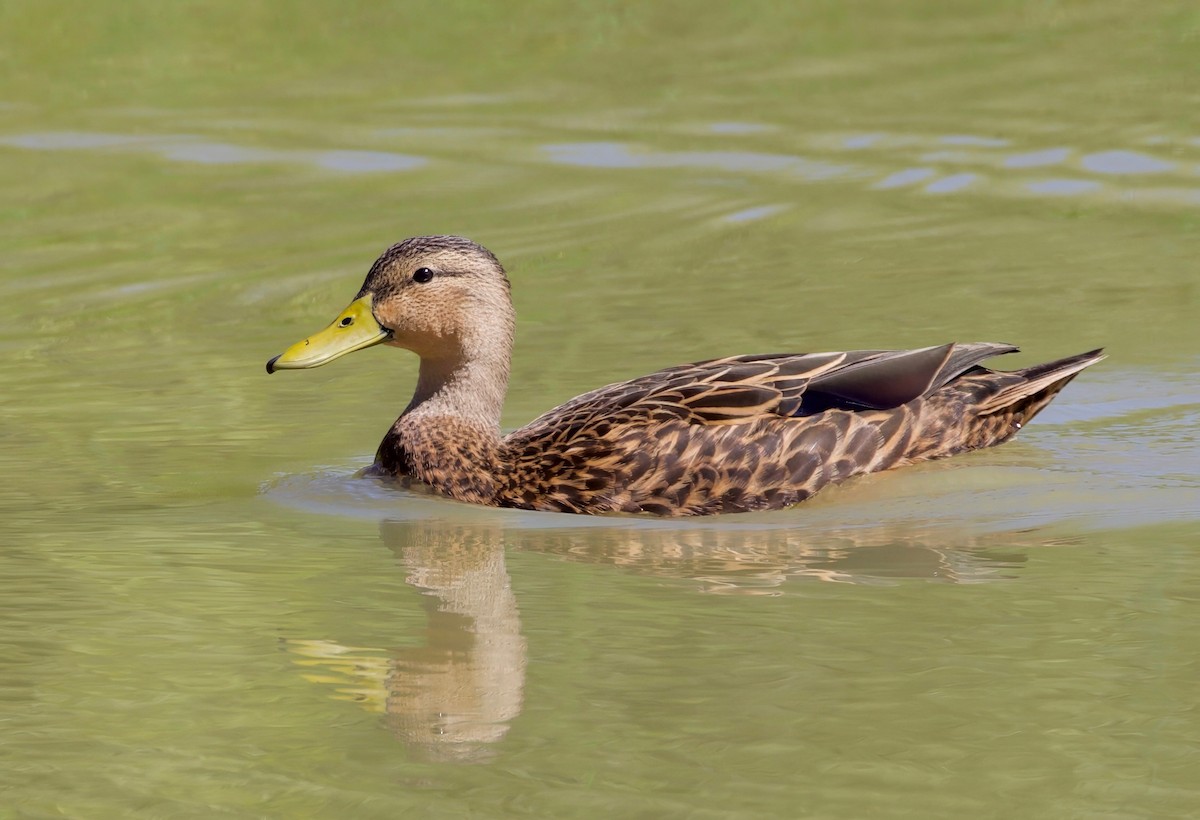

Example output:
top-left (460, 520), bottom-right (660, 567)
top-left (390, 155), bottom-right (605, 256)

top-left (2, 2), bottom-right (1198, 817)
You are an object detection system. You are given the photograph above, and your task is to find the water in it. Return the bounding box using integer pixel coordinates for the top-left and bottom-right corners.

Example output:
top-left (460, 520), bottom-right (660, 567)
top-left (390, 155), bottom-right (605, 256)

top-left (2, 2), bottom-right (1198, 817)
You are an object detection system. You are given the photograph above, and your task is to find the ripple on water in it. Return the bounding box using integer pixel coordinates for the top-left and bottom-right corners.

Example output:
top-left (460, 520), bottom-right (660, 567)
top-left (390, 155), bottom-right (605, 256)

top-left (706, 122), bottom-right (775, 135)
top-left (719, 204), bottom-right (791, 223)
top-left (924, 173), bottom-right (980, 194)
top-left (541, 141), bottom-right (858, 180)
top-left (533, 130), bottom-right (1200, 209)
top-left (1025, 178), bottom-right (1104, 196)
top-left (0, 131), bottom-right (428, 174)
top-left (5, 125), bottom-right (1200, 206)
top-left (873, 167), bottom-right (936, 189)
top-left (1004, 147), bottom-right (1072, 168)
top-left (1080, 150), bottom-right (1176, 175)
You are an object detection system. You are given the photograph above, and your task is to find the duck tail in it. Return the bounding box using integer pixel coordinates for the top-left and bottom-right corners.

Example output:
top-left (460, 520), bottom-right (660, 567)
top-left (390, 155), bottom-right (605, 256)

top-left (975, 348), bottom-right (1106, 419)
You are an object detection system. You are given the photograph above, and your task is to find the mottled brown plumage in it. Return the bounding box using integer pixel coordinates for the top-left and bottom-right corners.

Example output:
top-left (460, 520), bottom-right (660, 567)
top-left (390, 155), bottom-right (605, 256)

top-left (268, 235), bottom-right (1105, 516)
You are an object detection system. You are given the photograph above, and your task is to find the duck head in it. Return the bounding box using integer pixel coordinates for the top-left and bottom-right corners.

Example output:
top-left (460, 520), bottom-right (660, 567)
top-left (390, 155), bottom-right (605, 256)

top-left (267, 235), bottom-right (513, 374)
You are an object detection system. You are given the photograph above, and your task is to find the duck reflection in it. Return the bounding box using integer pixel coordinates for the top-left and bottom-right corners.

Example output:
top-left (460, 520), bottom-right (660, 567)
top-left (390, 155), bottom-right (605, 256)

top-left (519, 520), bottom-right (1028, 591)
top-left (378, 519), bottom-right (526, 762)
top-left (284, 512), bottom-right (1033, 761)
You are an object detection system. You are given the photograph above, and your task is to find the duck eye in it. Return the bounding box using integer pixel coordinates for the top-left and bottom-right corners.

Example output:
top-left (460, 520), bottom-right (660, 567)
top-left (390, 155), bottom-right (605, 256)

top-left (412, 267), bottom-right (435, 284)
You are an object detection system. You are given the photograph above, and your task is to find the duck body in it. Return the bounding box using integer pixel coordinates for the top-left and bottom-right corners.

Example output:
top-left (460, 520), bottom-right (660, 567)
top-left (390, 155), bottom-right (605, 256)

top-left (268, 236), bottom-right (1104, 517)
top-left (376, 344), bottom-right (1103, 516)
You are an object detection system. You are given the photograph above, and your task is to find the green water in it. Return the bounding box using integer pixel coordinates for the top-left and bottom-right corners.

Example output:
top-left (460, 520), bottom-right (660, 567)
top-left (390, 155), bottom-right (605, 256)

top-left (2, 1), bottom-right (1198, 817)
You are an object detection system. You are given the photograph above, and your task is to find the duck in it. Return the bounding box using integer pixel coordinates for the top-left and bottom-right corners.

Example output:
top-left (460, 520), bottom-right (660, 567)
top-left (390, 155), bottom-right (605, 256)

top-left (267, 235), bottom-right (1104, 516)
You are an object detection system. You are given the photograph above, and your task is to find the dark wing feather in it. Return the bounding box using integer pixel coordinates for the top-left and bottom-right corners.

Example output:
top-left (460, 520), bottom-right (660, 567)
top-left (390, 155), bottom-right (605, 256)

top-left (804, 342), bottom-right (1018, 409)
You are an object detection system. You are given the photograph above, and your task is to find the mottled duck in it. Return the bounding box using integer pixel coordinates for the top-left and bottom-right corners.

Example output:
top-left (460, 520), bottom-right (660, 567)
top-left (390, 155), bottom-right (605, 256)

top-left (267, 236), bottom-right (1103, 516)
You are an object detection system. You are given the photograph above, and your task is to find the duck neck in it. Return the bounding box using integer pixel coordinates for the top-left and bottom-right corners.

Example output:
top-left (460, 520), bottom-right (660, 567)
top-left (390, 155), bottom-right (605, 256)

top-left (403, 346), bottom-right (509, 435)
top-left (389, 317), bottom-right (513, 456)
top-left (378, 343), bottom-right (510, 504)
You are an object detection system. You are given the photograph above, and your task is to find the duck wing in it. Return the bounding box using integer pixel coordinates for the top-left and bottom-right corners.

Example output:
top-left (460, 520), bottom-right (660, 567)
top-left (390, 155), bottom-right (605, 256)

top-left (507, 342), bottom-right (1018, 446)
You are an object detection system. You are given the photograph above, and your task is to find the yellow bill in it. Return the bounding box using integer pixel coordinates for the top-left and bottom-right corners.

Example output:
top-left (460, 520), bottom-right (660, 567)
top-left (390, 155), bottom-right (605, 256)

top-left (266, 295), bottom-right (390, 373)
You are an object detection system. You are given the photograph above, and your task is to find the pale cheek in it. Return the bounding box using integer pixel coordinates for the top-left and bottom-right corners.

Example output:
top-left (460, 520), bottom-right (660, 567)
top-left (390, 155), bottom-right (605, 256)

top-left (377, 290), bottom-right (465, 355)
top-left (387, 325), bottom-right (459, 359)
